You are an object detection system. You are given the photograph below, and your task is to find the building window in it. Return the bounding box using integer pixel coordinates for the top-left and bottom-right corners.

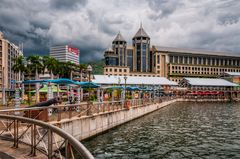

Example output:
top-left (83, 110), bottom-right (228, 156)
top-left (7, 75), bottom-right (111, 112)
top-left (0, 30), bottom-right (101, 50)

top-left (157, 55), bottom-right (160, 64)
top-left (170, 56), bottom-right (173, 63)
top-left (179, 56), bottom-right (183, 64)
top-left (189, 57), bottom-right (192, 64)
top-left (184, 57), bottom-right (188, 64)
top-left (124, 69), bottom-right (127, 72)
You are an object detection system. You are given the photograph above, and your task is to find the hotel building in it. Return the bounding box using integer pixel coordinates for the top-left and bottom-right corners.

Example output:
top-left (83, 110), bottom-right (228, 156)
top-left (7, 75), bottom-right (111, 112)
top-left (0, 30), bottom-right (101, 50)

top-left (50, 45), bottom-right (80, 64)
top-left (104, 26), bottom-right (240, 82)
top-left (0, 32), bottom-right (23, 99)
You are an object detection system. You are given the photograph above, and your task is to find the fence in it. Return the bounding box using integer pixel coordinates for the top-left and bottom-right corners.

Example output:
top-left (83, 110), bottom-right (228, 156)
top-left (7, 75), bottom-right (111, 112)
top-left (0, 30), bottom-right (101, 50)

top-left (0, 114), bottom-right (94, 159)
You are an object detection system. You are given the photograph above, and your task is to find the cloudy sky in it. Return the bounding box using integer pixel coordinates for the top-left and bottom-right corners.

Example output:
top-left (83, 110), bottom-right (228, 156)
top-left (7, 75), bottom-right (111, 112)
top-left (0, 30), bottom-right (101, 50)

top-left (0, 0), bottom-right (240, 62)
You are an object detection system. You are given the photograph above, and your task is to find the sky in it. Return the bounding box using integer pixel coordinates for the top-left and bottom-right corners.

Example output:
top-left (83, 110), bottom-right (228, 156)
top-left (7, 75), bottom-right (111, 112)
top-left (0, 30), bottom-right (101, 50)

top-left (0, 0), bottom-right (240, 62)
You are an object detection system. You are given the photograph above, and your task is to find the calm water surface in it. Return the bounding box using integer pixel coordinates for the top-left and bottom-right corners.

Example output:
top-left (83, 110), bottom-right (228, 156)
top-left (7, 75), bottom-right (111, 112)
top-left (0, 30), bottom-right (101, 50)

top-left (83, 102), bottom-right (240, 159)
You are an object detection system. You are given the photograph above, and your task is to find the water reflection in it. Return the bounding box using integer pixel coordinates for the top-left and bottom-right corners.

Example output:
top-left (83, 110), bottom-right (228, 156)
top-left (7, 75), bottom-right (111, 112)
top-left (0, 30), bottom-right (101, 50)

top-left (83, 102), bottom-right (240, 159)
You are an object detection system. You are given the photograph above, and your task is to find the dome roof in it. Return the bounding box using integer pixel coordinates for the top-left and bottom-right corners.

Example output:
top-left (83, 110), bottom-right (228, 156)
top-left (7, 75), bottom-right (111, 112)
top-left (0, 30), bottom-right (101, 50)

top-left (113, 32), bottom-right (126, 42)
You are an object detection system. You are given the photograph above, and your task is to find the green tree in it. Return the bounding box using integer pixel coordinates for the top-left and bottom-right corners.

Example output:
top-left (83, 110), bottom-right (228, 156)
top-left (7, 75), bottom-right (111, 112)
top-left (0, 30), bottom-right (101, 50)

top-left (77, 64), bottom-right (87, 81)
top-left (42, 56), bottom-right (59, 79)
top-left (27, 55), bottom-right (43, 103)
top-left (27, 55), bottom-right (43, 76)
top-left (12, 55), bottom-right (26, 81)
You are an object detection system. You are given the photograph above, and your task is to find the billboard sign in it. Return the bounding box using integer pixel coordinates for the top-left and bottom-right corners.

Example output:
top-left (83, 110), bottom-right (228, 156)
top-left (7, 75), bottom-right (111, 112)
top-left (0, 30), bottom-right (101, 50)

top-left (68, 46), bottom-right (79, 56)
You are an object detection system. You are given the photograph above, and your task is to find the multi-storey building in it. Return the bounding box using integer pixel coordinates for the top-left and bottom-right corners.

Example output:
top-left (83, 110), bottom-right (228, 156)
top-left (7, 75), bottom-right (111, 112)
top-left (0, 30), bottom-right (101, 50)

top-left (104, 26), bottom-right (240, 82)
top-left (50, 45), bottom-right (80, 64)
top-left (152, 46), bottom-right (240, 82)
top-left (0, 32), bottom-right (23, 100)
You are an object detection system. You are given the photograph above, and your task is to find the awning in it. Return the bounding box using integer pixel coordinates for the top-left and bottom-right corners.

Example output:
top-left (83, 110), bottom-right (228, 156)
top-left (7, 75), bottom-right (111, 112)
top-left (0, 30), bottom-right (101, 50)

top-left (47, 78), bottom-right (77, 85)
top-left (75, 82), bottom-right (100, 88)
top-left (23, 79), bottom-right (48, 84)
top-left (126, 86), bottom-right (140, 91)
top-left (103, 86), bottom-right (124, 90)
top-left (23, 78), bottom-right (100, 88)
top-left (30, 85), bottom-right (66, 93)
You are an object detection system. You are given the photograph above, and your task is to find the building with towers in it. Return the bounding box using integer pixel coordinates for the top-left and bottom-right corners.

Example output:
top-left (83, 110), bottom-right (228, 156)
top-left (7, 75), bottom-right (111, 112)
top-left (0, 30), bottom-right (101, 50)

top-left (103, 24), bottom-right (240, 82)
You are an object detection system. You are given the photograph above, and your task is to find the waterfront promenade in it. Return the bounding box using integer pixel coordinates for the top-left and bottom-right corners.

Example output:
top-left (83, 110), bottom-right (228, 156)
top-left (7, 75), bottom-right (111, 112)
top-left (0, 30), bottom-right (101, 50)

top-left (0, 95), bottom-right (239, 158)
top-left (0, 97), bottom-right (177, 158)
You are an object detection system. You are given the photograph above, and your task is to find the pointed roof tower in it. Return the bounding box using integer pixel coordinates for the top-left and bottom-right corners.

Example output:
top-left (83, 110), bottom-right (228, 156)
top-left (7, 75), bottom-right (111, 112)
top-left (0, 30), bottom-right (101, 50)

top-left (133, 23), bottom-right (150, 38)
top-left (113, 31), bottom-right (126, 42)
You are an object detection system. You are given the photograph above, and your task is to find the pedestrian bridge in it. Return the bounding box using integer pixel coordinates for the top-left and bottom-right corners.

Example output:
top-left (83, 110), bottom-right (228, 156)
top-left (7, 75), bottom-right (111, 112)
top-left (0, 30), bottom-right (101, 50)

top-left (0, 97), bottom-right (177, 158)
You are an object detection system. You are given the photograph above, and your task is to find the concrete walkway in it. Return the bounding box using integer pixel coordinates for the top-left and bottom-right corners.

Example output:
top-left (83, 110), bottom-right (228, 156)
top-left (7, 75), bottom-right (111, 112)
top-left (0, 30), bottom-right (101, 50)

top-left (0, 139), bottom-right (46, 159)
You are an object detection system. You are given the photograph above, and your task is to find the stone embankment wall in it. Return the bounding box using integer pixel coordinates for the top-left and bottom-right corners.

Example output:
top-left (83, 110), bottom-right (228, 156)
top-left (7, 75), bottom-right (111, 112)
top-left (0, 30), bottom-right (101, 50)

top-left (56, 99), bottom-right (178, 141)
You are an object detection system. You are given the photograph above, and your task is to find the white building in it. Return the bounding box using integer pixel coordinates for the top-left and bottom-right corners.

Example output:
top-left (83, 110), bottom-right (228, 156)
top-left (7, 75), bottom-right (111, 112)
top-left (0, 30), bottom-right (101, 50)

top-left (50, 45), bottom-right (80, 64)
top-left (92, 75), bottom-right (177, 91)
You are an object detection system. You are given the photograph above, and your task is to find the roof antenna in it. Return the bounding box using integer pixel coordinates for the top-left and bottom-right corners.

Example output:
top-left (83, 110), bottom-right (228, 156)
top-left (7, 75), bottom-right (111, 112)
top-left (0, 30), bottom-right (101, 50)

top-left (140, 21), bottom-right (143, 28)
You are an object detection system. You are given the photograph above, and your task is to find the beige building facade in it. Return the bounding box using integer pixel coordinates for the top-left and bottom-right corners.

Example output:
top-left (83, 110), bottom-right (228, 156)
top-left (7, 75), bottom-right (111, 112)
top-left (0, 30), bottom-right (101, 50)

top-left (0, 32), bottom-right (23, 100)
top-left (103, 28), bottom-right (240, 82)
top-left (153, 46), bottom-right (240, 83)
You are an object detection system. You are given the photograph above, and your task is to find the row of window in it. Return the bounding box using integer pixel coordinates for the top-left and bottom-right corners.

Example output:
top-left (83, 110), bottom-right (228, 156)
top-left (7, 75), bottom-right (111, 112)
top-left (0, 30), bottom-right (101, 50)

top-left (105, 68), bottom-right (128, 73)
top-left (169, 55), bottom-right (240, 66)
top-left (106, 73), bottom-right (160, 77)
top-left (171, 66), bottom-right (240, 73)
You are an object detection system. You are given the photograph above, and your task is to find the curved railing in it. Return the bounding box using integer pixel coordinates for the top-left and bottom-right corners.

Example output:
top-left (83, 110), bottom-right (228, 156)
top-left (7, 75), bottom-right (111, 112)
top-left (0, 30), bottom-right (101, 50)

top-left (0, 114), bottom-right (94, 159)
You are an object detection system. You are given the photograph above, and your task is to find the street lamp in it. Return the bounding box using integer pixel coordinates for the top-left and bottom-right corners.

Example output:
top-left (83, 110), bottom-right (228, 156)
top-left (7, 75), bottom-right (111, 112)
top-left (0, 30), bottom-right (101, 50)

top-left (124, 76), bottom-right (127, 100)
top-left (87, 65), bottom-right (92, 82)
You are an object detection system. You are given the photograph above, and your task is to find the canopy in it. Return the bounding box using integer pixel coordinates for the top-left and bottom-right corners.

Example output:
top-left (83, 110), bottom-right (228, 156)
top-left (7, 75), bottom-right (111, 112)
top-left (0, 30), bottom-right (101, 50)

top-left (30, 85), bottom-right (66, 93)
top-left (75, 82), bottom-right (100, 88)
top-left (103, 86), bottom-right (124, 90)
top-left (23, 79), bottom-right (48, 84)
top-left (23, 78), bottom-right (100, 88)
top-left (126, 86), bottom-right (140, 91)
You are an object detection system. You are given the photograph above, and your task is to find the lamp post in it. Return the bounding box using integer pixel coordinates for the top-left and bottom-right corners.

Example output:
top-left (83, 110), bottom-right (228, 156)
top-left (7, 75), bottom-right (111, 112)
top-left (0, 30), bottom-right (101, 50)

top-left (2, 67), bottom-right (6, 105)
top-left (124, 76), bottom-right (127, 101)
top-left (87, 65), bottom-right (92, 82)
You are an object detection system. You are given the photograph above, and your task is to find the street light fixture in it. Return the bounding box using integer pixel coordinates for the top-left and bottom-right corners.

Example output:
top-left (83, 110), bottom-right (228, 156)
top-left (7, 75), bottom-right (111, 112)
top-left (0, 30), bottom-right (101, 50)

top-left (124, 76), bottom-right (127, 101)
top-left (87, 65), bottom-right (92, 82)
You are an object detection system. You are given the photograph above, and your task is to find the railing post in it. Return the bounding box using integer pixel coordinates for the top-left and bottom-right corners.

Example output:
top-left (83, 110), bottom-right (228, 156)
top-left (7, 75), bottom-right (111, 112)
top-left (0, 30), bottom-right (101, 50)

top-left (65, 140), bottom-right (70, 159)
top-left (13, 119), bottom-right (16, 148)
top-left (57, 107), bottom-right (61, 121)
top-left (69, 106), bottom-right (72, 119)
top-left (48, 129), bottom-right (53, 159)
top-left (16, 120), bottom-right (19, 148)
top-left (30, 124), bottom-right (36, 156)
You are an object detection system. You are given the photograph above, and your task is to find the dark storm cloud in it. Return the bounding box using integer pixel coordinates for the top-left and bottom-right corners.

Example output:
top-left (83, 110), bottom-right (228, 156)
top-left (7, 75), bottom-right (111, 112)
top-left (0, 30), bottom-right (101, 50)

top-left (0, 0), bottom-right (240, 62)
top-left (50, 0), bottom-right (88, 10)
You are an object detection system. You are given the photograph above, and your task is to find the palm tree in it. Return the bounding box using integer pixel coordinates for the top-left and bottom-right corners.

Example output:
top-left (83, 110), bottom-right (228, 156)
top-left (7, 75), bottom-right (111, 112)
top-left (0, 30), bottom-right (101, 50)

top-left (42, 56), bottom-right (59, 79)
top-left (27, 55), bottom-right (43, 103)
top-left (12, 55), bottom-right (26, 100)
top-left (27, 55), bottom-right (43, 76)
top-left (12, 55), bottom-right (26, 81)
top-left (78, 64), bottom-right (87, 82)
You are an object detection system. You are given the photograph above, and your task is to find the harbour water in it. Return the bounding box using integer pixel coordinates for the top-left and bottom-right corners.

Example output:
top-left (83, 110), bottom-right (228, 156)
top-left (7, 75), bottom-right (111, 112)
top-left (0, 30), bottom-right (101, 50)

top-left (83, 102), bottom-right (240, 159)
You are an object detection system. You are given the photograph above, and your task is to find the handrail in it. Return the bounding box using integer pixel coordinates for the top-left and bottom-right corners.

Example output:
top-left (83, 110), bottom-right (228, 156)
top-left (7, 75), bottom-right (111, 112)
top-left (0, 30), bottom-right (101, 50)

top-left (0, 97), bottom-right (173, 122)
top-left (0, 114), bottom-right (94, 159)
